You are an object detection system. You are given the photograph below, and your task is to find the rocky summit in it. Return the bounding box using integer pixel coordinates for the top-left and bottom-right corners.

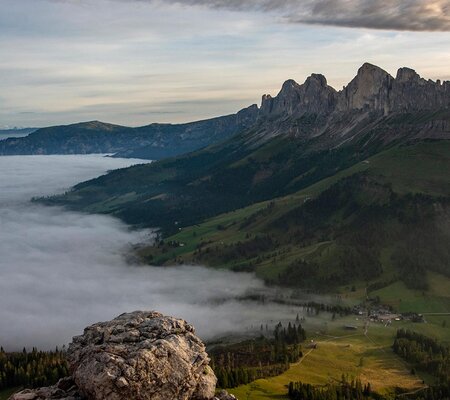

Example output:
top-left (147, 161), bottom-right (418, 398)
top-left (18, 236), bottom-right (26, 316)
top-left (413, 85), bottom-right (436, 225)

top-left (10, 311), bottom-right (235, 400)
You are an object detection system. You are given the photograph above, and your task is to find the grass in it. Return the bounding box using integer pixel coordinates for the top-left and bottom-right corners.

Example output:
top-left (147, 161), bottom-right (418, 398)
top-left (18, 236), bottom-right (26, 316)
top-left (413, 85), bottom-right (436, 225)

top-left (372, 272), bottom-right (450, 314)
top-left (229, 328), bottom-right (424, 400)
top-left (367, 141), bottom-right (450, 197)
top-left (140, 141), bottom-right (450, 271)
top-left (227, 306), bottom-right (450, 399)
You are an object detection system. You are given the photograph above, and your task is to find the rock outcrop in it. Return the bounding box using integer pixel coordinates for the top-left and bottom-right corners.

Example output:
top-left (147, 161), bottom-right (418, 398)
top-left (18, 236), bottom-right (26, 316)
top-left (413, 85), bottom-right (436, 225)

top-left (260, 74), bottom-right (337, 117)
top-left (10, 311), bottom-right (232, 400)
top-left (214, 391), bottom-right (237, 400)
top-left (337, 63), bottom-right (393, 113)
top-left (9, 377), bottom-right (82, 400)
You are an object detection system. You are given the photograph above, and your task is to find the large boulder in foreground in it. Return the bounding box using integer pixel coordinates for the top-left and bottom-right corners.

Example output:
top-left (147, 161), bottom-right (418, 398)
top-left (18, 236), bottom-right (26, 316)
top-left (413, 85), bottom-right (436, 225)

top-left (68, 311), bottom-right (216, 400)
top-left (10, 311), bottom-right (219, 400)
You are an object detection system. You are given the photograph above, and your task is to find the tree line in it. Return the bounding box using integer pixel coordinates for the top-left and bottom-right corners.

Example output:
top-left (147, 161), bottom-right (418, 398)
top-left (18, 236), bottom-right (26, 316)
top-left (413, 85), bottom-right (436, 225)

top-left (210, 322), bottom-right (306, 388)
top-left (288, 376), bottom-right (378, 400)
top-left (393, 329), bottom-right (449, 384)
top-left (0, 347), bottom-right (68, 391)
top-left (393, 329), bottom-right (450, 400)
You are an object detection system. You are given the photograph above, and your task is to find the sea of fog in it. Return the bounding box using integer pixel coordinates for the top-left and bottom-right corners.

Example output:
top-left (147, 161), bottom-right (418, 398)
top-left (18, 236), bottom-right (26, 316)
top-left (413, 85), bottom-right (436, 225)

top-left (0, 155), bottom-right (305, 350)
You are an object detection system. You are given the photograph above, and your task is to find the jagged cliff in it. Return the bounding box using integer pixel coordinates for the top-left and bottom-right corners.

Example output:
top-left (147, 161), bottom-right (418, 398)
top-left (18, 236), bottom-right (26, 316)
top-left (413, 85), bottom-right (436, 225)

top-left (261, 63), bottom-right (449, 117)
top-left (9, 311), bottom-right (236, 400)
top-left (260, 74), bottom-right (337, 116)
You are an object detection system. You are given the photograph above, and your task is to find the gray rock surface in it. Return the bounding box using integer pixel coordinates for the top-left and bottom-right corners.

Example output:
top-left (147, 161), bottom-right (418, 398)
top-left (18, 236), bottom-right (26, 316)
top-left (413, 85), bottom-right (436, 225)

top-left (262, 62), bottom-right (449, 118)
top-left (260, 74), bottom-right (337, 117)
top-left (10, 311), bottom-right (224, 400)
top-left (68, 311), bottom-right (216, 400)
top-left (337, 63), bottom-right (393, 113)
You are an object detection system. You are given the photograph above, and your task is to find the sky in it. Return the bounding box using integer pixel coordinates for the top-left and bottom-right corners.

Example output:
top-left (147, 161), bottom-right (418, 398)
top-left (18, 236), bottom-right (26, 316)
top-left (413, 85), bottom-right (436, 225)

top-left (0, 0), bottom-right (449, 128)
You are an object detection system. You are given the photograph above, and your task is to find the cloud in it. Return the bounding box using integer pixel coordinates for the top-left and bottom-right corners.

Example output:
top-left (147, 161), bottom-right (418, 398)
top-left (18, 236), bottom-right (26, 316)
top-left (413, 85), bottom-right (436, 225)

top-left (298, 0), bottom-right (450, 31)
top-left (0, 154), bottom-right (311, 350)
top-left (135, 0), bottom-right (450, 31)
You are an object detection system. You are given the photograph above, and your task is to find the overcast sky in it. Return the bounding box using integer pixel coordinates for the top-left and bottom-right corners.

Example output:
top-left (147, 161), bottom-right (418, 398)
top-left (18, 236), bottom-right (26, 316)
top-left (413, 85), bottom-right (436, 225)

top-left (1, 0), bottom-right (449, 128)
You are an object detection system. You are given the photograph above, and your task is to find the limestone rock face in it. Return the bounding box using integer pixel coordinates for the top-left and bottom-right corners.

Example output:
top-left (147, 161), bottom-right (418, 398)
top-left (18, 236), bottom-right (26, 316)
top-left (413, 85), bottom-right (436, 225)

top-left (10, 311), bottom-right (219, 400)
top-left (337, 63), bottom-right (393, 113)
top-left (261, 63), bottom-right (449, 120)
top-left (67, 311), bottom-right (216, 400)
top-left (260, 74), bottom-right (337, 117)
top-left (390, 67), bottom-right (450, 112)
top-left (337, 63), bottom-right (449, 114)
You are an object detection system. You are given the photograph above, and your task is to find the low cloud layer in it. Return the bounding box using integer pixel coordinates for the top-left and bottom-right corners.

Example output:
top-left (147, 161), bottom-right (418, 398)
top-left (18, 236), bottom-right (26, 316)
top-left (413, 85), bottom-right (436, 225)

top-left (143, 0), bottom-right (450, 31)
top-left (0, 155), bottom-right (301, 350)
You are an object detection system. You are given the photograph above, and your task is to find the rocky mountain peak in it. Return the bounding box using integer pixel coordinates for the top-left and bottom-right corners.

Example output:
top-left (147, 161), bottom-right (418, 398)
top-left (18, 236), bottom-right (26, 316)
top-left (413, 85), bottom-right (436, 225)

top-left (259, 79), bottom-right (300, 116)
top-left (390, 67), bottom-right (449, 112)
top-left (260, 74), bottom-right (337, 117)
top-left (280, 78), bottom-right (300, 92)
top-left (305, 73), bottom-right (328, 88)
top-left (396, 67), bottom-right (421, 83)
top-left (337, 63), bottom-right (393, 113)
top-left (260, 93), bottom-right (274, 114)
top-left (358, 62), bottom-right (388, 75)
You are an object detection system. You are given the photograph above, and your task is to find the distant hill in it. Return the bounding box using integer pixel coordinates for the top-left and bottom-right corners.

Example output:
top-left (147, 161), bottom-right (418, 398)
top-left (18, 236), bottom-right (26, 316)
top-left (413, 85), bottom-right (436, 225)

top-left (0, 106), bottom-right (258, 159)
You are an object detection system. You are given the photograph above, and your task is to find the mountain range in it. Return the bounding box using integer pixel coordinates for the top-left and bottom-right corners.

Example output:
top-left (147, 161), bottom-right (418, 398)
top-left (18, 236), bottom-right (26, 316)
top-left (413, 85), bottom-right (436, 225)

top-left (37, 63), bottom-right (450, 290)
top-left (1, 63), bottom-right (448, 159)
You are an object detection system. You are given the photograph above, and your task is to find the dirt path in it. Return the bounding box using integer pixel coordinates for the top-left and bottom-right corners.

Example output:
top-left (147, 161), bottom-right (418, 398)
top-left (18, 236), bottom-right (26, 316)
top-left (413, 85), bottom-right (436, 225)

top-left (397, 386), bottom-right (429, 397)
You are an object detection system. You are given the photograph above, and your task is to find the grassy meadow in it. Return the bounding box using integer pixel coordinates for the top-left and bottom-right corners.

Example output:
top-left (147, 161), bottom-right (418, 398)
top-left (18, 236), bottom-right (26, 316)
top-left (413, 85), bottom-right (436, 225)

top-left (228, 313), bottom-right (449, 400)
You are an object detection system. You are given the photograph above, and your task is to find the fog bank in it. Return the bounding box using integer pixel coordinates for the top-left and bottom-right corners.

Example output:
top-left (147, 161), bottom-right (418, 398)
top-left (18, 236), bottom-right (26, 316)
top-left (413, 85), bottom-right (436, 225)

top-left (0, 155), bottom-right (297, 350)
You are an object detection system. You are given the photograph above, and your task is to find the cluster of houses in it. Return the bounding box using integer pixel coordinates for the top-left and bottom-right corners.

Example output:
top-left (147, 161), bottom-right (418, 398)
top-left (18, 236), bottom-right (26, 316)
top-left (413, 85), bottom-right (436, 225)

top-left (350, 306), bottom-right (425, 326)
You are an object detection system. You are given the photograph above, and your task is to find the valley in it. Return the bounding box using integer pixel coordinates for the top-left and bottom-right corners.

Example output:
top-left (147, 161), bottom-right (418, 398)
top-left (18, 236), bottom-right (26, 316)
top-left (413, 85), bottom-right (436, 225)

top-left (1, 64), bottom-right (449, 400)
top-left (2, 0), bottom-right (450, 397)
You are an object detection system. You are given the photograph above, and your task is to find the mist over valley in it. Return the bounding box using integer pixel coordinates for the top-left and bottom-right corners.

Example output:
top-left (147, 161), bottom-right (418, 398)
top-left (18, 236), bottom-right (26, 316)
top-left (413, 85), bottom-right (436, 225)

top-left (1, 1), bottom-right (449, 396)
top-left (0, 155), bottom-right (313, 351)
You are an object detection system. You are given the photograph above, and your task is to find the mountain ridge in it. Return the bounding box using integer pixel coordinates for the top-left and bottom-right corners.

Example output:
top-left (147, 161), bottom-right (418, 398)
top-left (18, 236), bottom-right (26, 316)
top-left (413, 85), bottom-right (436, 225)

top-left (0, 106), bottom-right (258, 159)
top-left (1, 63), bottom-right (448, 159)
